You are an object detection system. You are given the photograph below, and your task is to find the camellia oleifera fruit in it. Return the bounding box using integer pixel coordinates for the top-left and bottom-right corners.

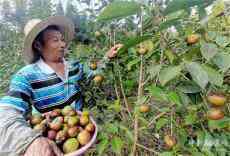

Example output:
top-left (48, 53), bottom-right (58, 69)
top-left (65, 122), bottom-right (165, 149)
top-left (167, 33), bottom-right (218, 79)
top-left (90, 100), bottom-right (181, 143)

top-left (164, 135), bottom-right (177, 149)
top-left (207, 94), bottom-right (226, 106)
top-left (186, 34), bottom-right (199, 44)
top-left (139, 105), bottom-right (150, 113)
top-left (93, 75), bottom-right (104, 84)
top-left (207, 108), bottom-right (224, 120)
top-left (77, 130), bottom-right (91, 145)
top-left (90, 62), bottom-right (97, 70)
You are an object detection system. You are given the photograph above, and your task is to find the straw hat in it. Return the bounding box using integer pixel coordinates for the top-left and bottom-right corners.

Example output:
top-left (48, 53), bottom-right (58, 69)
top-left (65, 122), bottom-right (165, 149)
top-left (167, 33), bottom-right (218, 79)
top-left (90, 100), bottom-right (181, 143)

top-left (23, 16), bottom-right (75, 64)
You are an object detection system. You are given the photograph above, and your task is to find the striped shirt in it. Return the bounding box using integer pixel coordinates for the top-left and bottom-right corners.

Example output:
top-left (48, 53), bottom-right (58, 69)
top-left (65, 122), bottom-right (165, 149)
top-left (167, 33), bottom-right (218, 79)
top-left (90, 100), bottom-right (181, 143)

top-left (0, 58), bottom-right (104, 114)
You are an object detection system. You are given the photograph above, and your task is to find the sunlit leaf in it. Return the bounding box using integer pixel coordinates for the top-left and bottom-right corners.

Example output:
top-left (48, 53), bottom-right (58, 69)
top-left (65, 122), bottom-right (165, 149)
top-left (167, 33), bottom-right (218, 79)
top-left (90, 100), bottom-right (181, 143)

top-left (186, 62), bottom-right (209, 89)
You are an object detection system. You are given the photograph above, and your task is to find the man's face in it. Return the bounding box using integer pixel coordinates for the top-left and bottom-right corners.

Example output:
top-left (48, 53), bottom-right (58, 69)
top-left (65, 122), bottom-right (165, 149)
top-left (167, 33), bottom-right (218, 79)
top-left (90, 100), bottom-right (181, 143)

top-left (41, 30), bottom-right (66, 62)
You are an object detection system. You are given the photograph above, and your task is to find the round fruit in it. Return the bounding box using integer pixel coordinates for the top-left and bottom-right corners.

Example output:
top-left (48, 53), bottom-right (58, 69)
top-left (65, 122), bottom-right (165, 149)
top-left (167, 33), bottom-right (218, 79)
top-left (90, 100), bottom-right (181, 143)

top-left (207, 108), bottom-right (224, 120)
top-left (80, 115), bottom-right (89, 126)
top-left (139, 105), bottom-right (150, 113)
top-left (137, 47), bottom-right (148, 55)
top-left (62, 106), bottom-right (74, 116)
top-left (49, 120), bottom-right (62, 131)
top-left (30, 114), bottom-right (43, 125)
top-left (33, 123), bottom-right (46, 133)
top-left (90, 62), bottom-right (97, 70)
top-left (77, 130), bottom-right (91, 145)
top-left (186, 34), bottom-right (199, 44)
top-left (85, 123), bottom-right (95, 133)
top-left (95, 31), bottom-right (101, 37)
top-left (164, 135), bottom-right (177, 149)
top-left (63, 138), bottom-right (79, 154)
top-left (67, 116), bottom-right (79, 127)
top-left (207, 94), bottom-right (226, 106)
top-left (50, 109), bottom-right (61, 118)
top-left (47, 130), bottom-right (57, 140)
top-left (82, 110), bottom-right (89, 117)
top-left (93, 75), bottom-right (104, 84)
top-left (56, 130), bottom-right (67, 143)
top-left (68, 127), bottom-right (79, 137)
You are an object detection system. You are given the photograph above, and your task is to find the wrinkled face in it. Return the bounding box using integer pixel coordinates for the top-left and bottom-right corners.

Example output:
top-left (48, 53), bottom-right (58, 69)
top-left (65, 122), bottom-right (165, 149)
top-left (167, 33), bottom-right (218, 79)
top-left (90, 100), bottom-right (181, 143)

top-left (41, 30), bottom-right (66, 62)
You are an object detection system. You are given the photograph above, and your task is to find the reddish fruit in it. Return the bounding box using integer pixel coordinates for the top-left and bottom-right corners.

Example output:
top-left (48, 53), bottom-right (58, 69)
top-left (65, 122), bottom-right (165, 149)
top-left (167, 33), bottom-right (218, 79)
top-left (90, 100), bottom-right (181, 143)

top-left (56, 130), bottom-right (67, 143)
top-left (68, 127), bottom-right (79, 137)
top-left (85, 123), bottom-right (95, 133)
top-left (207, 108), bottom-right (224, 120)
top-left (49, 121), bottom-right (62, 131)
top-left (47, 130), bottom-right (57, 140)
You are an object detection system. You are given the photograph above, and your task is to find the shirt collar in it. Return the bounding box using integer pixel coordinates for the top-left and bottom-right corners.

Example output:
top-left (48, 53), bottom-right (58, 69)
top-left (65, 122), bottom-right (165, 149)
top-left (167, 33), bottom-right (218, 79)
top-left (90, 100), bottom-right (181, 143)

top-left (36, 58), bottom-right (69, 74)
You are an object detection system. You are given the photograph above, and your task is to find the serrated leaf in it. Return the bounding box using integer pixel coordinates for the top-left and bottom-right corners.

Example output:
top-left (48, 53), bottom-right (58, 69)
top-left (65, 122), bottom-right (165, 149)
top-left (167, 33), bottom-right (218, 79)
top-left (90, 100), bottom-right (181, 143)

top-left (185, 112), bottom-right (198, 125)
top-left (159, 152), bottom-right (174, 156)
top-left (202, 65), bottom-right (223, 86)
top-left (200, 43), bottom-right (218, 61)
top-left (111, 136), bottom-right (124, 154)
top-left (212, 52), bottom-right (230, 72)
top-left (159, 65), bottom-right (182, 86)
top-left (186, 62), bottom-right (209, 89)
top-left (97, 1), bottom-right (141, 21)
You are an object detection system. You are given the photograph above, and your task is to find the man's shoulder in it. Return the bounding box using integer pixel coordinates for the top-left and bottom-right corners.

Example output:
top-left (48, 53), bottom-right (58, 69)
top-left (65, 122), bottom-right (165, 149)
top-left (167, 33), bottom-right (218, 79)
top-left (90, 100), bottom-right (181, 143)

top-left (16, 63), bottom-right (38, 76)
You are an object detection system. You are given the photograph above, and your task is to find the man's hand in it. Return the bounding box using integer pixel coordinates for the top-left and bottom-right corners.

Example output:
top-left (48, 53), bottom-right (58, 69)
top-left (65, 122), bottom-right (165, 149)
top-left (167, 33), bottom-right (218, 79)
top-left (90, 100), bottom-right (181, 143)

top-left (24, 137), bottom-right (63, 156)
top-left (106, 44), bottom-right (123, 59)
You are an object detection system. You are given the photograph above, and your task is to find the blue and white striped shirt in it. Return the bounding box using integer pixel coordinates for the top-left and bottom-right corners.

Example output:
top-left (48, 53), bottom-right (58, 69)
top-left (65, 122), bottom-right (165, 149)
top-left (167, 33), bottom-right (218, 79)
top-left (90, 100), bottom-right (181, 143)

top-left (0, 58), bottom-right (102, 114)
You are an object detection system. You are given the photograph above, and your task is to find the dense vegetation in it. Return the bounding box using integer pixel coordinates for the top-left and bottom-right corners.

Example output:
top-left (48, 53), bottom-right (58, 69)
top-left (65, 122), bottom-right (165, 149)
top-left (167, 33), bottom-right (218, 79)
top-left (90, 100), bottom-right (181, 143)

top-left (0, 0), bottom-right (229, 155)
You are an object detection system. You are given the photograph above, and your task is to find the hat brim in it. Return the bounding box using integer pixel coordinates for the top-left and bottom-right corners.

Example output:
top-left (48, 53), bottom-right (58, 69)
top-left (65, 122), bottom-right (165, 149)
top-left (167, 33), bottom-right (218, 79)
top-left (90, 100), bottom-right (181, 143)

top-left (23, 16), bottom-right (75, 64)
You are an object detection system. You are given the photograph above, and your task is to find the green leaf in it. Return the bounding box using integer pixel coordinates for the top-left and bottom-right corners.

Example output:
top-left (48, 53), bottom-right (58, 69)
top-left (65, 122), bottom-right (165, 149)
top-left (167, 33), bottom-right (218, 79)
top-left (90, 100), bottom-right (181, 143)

top-left (202, 65), bottom-right (223, 86)
top-left (159, 18), bottom-right (181, 31)
top-left (156, 118), bottom-right (168, 130)
top-left (167, 91), bottom-right (181, 106)
top-left (159, 152), bottom-right (174, 156)
top-left (208, 117), bottom-right (230, 130)
top-left (146, 85), bottom-right (168, 101)
top-left (211, 0), bottom-right (225, 17)
top-left (200, 43), bottom-right (218, 61)
top-left (159, 65), bottom-right (182, 86)
top-left (215, 35), bottom-right (230, 47)
top-left (186, 62), bottom-right (209, 89)
top-left (97, 139), bottom-right (109, 155)
top-left (127, 58), bottom-right (139, 71)
top-left (111, 136), bottom-right (124, 154)
top-left (185, 112), bottom-right (198, 125)
top-left (97, 1), bottom-right (141, 21)
top-left (105, 123), bottom-right (119, 134)
top-left (108, 99), bottom-right (121, 113)
top-left (119, 125), bottom-right (133, 142)
top-left (177, 81), bottom-right (202, 93)
top-left (119, 35), bottom-right (152, 55)
top-left (164, 0), bottom-right (214, 15)
top-left (212, 52), bottom-right (230, 72)
top-left (147, 64), bottom-right (162, 80)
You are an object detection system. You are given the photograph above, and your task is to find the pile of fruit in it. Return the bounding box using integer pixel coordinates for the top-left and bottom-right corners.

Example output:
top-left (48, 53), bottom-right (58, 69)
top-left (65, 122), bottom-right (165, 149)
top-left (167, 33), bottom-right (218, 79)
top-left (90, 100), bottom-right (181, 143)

top-left (29, 106), bottom-right (96, 154)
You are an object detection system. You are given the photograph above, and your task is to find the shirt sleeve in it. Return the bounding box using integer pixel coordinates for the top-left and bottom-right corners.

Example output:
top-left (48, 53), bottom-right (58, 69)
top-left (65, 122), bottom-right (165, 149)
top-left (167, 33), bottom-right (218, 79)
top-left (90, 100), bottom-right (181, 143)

top-left (0, 72), bottom-right (32, 114)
